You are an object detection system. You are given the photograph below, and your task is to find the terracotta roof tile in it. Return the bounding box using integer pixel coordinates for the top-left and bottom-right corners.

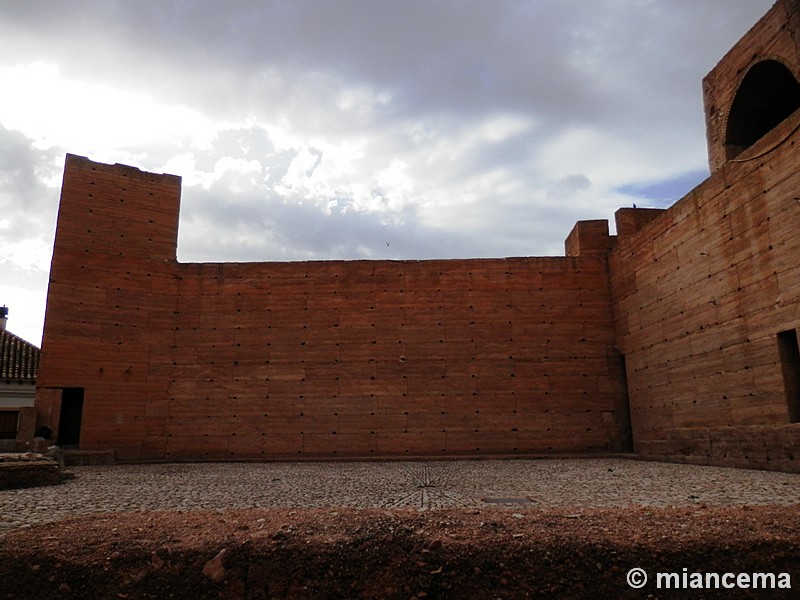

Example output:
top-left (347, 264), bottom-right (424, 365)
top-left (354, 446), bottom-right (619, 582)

top-left (0, 330), bottom-right (40, 382)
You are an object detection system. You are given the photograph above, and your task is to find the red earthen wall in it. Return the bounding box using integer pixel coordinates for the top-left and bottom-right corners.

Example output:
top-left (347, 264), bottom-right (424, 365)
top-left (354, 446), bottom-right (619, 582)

top-left (37, 155), bottom-right (630, 461)
top-left (37, 156), bottom-right (182, 460)
top-left (610, 109), bottom-right (800, 472)
top-left (35, 1), bottom-right (800, 472)
top-left (607, 0), bottom-right (800, 472)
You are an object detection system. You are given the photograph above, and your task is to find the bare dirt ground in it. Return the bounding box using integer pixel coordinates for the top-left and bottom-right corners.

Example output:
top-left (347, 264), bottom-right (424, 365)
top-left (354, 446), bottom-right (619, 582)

top-left (1, 504), bottom-right (799, 599)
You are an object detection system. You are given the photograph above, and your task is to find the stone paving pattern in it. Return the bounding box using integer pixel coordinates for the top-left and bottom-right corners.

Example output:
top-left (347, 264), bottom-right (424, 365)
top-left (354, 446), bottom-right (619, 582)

top-left (1, 458), bottom-right (799, 535)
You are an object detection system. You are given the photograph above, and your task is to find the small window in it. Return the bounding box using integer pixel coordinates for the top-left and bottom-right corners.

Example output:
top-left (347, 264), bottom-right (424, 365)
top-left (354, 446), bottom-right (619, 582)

top-left (725, 60), bottom-right (800, 160)
top-left (777, 329), bottom-right (800, 423)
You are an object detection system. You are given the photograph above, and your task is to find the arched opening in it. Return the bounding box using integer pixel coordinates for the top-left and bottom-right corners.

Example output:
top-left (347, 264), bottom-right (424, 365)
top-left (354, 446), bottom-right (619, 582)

top-left (725, 59), bottom-right (800, 160)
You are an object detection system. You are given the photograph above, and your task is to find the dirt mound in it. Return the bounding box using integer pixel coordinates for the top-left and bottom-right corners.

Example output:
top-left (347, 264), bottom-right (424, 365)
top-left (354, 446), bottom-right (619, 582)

top-left (1, 505), bottom-right (798, 599)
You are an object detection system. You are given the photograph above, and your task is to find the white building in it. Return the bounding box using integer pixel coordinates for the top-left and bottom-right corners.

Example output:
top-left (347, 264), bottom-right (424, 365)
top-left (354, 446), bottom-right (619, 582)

top-left (0, 307), bottom-right (40, 447)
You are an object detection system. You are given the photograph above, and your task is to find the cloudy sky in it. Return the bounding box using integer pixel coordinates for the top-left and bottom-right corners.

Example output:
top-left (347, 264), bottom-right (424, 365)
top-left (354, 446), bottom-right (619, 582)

top-left (0, 0), bottom-right (775, 345)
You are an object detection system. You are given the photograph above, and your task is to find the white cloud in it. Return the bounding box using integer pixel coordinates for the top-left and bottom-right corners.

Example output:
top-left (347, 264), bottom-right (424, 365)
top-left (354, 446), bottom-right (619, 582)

top-left (0, 237), bottom-right (51, 273)
top-left (0, 282), bottom-right (47, 346)
top-left (0, 63), bottom-right (218, 162)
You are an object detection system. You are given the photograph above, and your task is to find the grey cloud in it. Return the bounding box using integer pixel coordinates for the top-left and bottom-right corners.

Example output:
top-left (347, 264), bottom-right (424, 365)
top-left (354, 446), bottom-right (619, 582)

top-left (196, 127), bottom-right (296, 180)
top-left (550, 174), bottom-right (591, 200)
top-left (202, 128), bottom-right (279, 163)
top-left (0, 2), bottom-right (773, 125)
top-left (0, 125), bottom-right (46, 203)
top-left (0, 0), bottom-right (777, 256)
top-left (178, 184), bottom-right (479, 263)
top-left (0, 124), bottom-right (60, 243)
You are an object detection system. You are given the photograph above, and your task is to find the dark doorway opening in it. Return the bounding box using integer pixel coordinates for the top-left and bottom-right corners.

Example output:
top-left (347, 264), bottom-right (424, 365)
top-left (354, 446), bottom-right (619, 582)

top-left (725, 60), bottom-right (800, 160)
top-left (777, 330), bottom-right (800, 423)
top-left (58, 387), bottom-right (84, 447)
top-left (0, 411), bottom-right (18, 440)
top-left (615, 353), bottom-right (633, 453)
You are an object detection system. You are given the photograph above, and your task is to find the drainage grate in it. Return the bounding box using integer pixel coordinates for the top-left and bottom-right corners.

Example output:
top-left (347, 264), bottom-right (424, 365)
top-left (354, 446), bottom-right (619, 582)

top-left (482, 497), bottom-right (532, 505)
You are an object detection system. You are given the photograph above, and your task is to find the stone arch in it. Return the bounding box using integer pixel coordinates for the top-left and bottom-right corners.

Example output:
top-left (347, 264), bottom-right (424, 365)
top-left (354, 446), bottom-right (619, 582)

top-left (725, 59), bottom-right (800, 160)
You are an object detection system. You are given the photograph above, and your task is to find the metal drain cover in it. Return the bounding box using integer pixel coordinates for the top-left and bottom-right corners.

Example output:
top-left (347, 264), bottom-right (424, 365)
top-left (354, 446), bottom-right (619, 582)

top-left (482, 497), bottom-right (533, 504)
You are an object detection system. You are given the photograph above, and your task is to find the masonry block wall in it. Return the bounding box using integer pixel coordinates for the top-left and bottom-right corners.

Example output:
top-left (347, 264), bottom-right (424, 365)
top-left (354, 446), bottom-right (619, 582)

top-left (36, 155), bottom-right (629, 461)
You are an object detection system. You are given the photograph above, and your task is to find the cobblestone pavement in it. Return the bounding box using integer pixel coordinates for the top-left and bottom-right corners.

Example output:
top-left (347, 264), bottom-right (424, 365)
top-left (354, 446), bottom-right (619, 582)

top-left (1, 458), bottom-right (799, 535)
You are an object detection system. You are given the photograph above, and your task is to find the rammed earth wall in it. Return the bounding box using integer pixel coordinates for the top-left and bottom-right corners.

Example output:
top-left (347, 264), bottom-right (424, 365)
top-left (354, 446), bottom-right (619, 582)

top-left (609, 107), bottom-right (800, 473)
top-left (606, 0), bottom-right (800, 472)
top-left (36, 155), bottom-right (630, 461)
top-left (35, 0), bottom-right (800, 470)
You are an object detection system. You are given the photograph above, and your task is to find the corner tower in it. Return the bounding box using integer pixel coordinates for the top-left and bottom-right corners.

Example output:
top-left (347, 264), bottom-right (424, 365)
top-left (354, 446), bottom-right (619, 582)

top-left (36, 155), bottom-right (181, 455)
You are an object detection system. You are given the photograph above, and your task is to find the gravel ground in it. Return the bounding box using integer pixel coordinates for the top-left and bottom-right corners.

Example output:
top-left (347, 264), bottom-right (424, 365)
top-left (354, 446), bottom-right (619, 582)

top-left (1, 458), bottom-right (798, 536)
